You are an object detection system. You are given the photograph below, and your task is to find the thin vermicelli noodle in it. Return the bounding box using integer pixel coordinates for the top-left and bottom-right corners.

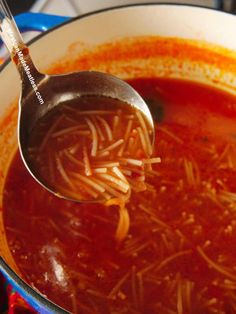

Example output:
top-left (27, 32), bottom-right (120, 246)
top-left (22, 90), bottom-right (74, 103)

top-left (105, 198), bottom-right (130, 244)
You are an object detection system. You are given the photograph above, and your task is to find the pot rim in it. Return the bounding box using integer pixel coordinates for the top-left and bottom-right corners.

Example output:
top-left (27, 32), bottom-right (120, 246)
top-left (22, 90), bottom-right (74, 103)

top-left (0, 2), bottom-right (235, 73)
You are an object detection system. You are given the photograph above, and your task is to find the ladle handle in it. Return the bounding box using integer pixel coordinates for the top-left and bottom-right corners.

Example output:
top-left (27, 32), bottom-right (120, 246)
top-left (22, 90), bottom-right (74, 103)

top-left (0, 0), bottom-right (41, 80)
top-left (0, 0), bottom-right (26, 56)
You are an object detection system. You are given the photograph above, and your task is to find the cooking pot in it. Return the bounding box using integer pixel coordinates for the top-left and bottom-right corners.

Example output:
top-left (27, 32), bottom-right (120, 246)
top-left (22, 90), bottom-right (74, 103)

top-left (0, 4), bottom-right (236, 313)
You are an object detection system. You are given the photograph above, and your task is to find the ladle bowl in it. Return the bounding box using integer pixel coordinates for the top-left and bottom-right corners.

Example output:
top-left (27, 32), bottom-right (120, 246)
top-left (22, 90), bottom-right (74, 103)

top-left (0, 0), bottom-right (154, 202)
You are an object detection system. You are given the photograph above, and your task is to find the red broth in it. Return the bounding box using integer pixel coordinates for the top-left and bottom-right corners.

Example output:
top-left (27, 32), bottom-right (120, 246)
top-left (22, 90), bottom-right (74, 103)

top-left (3, 78), bottom-right (236, 314)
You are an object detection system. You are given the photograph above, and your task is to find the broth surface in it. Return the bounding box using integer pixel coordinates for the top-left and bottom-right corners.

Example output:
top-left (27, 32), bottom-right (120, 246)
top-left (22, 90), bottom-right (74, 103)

top-left (3, 78), bottom-right (236, 314)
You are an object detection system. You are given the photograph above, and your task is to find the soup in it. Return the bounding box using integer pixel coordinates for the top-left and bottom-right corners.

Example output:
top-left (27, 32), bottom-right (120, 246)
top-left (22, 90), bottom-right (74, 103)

top-left (3, 77), bottom-right (236, 313)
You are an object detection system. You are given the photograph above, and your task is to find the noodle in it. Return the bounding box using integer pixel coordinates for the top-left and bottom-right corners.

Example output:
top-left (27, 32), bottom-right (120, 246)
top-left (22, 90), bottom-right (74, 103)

top-left (177, 283), bottom-right (183, 314)
top-left (137, 127), bottom-right (148, 155)
top-left (39, 115), bottom-right (64, 150)
top-left (98, 139), bottom-right (124, 155)
top-left (97, 173), bottom-right (130, 193)
top-left (55, 154), bottom-right (75, 189)
top-left (97, 116), bottom-right (113, 141)
top-left (83, 146), bottom-right (92, 176)
top-left (197, 246), bottom-right (236, 281)
top-left (108, 271), bottom-right (130, 298)
top-left (105, 198), bottom-right (130, 243)
top-left (63, 150), bottom-right (84, 167)
top-left (52, 125), bottom-right (89, 138)
top-left (93, 117), bottom-right (105, 141)
top-left (85, 118), bottom-right (98, 157)
top-left (119, 158), bottom-right (143, 166)
top-left (118, 119), bottom-right (133, 156)
top-left (70, 172), bottom-right (105, 193)
top-left (136, 111), bottom-right (152, 155)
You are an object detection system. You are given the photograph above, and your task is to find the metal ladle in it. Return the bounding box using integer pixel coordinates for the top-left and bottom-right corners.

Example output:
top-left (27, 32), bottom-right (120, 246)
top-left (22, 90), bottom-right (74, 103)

top-left (0, 0), bottom-right (154, 202)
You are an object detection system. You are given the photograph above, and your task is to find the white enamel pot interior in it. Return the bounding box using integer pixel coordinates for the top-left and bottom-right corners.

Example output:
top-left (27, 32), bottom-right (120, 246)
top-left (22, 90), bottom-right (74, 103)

top-left (0, 4), bottom-right (236, 313)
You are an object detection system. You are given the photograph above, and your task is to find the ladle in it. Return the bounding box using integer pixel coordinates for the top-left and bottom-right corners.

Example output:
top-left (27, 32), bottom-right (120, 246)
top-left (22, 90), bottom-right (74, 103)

top-left (0, 0), bottom-right (154, 202)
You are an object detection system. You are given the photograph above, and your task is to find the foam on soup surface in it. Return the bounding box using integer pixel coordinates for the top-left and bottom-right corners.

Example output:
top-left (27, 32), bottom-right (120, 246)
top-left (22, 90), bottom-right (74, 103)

top-left (3, 78), bottom-right (236, 314)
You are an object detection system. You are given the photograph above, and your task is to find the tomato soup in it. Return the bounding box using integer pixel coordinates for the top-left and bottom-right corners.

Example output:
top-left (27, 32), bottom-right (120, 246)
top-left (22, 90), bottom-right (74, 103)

top-left (3, 77), bottom-right (236, 313)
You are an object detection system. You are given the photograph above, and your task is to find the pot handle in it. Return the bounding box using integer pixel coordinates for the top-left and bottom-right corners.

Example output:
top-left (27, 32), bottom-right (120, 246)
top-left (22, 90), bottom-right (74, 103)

top-left (14, 12), bottom-right (71, 32)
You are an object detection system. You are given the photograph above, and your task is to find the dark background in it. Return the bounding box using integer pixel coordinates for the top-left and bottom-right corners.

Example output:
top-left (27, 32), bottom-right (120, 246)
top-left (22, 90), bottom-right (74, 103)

top-left (4, 0), bottom-right (236, 15)
top-left (6, 0), bottom-right (36, 15)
